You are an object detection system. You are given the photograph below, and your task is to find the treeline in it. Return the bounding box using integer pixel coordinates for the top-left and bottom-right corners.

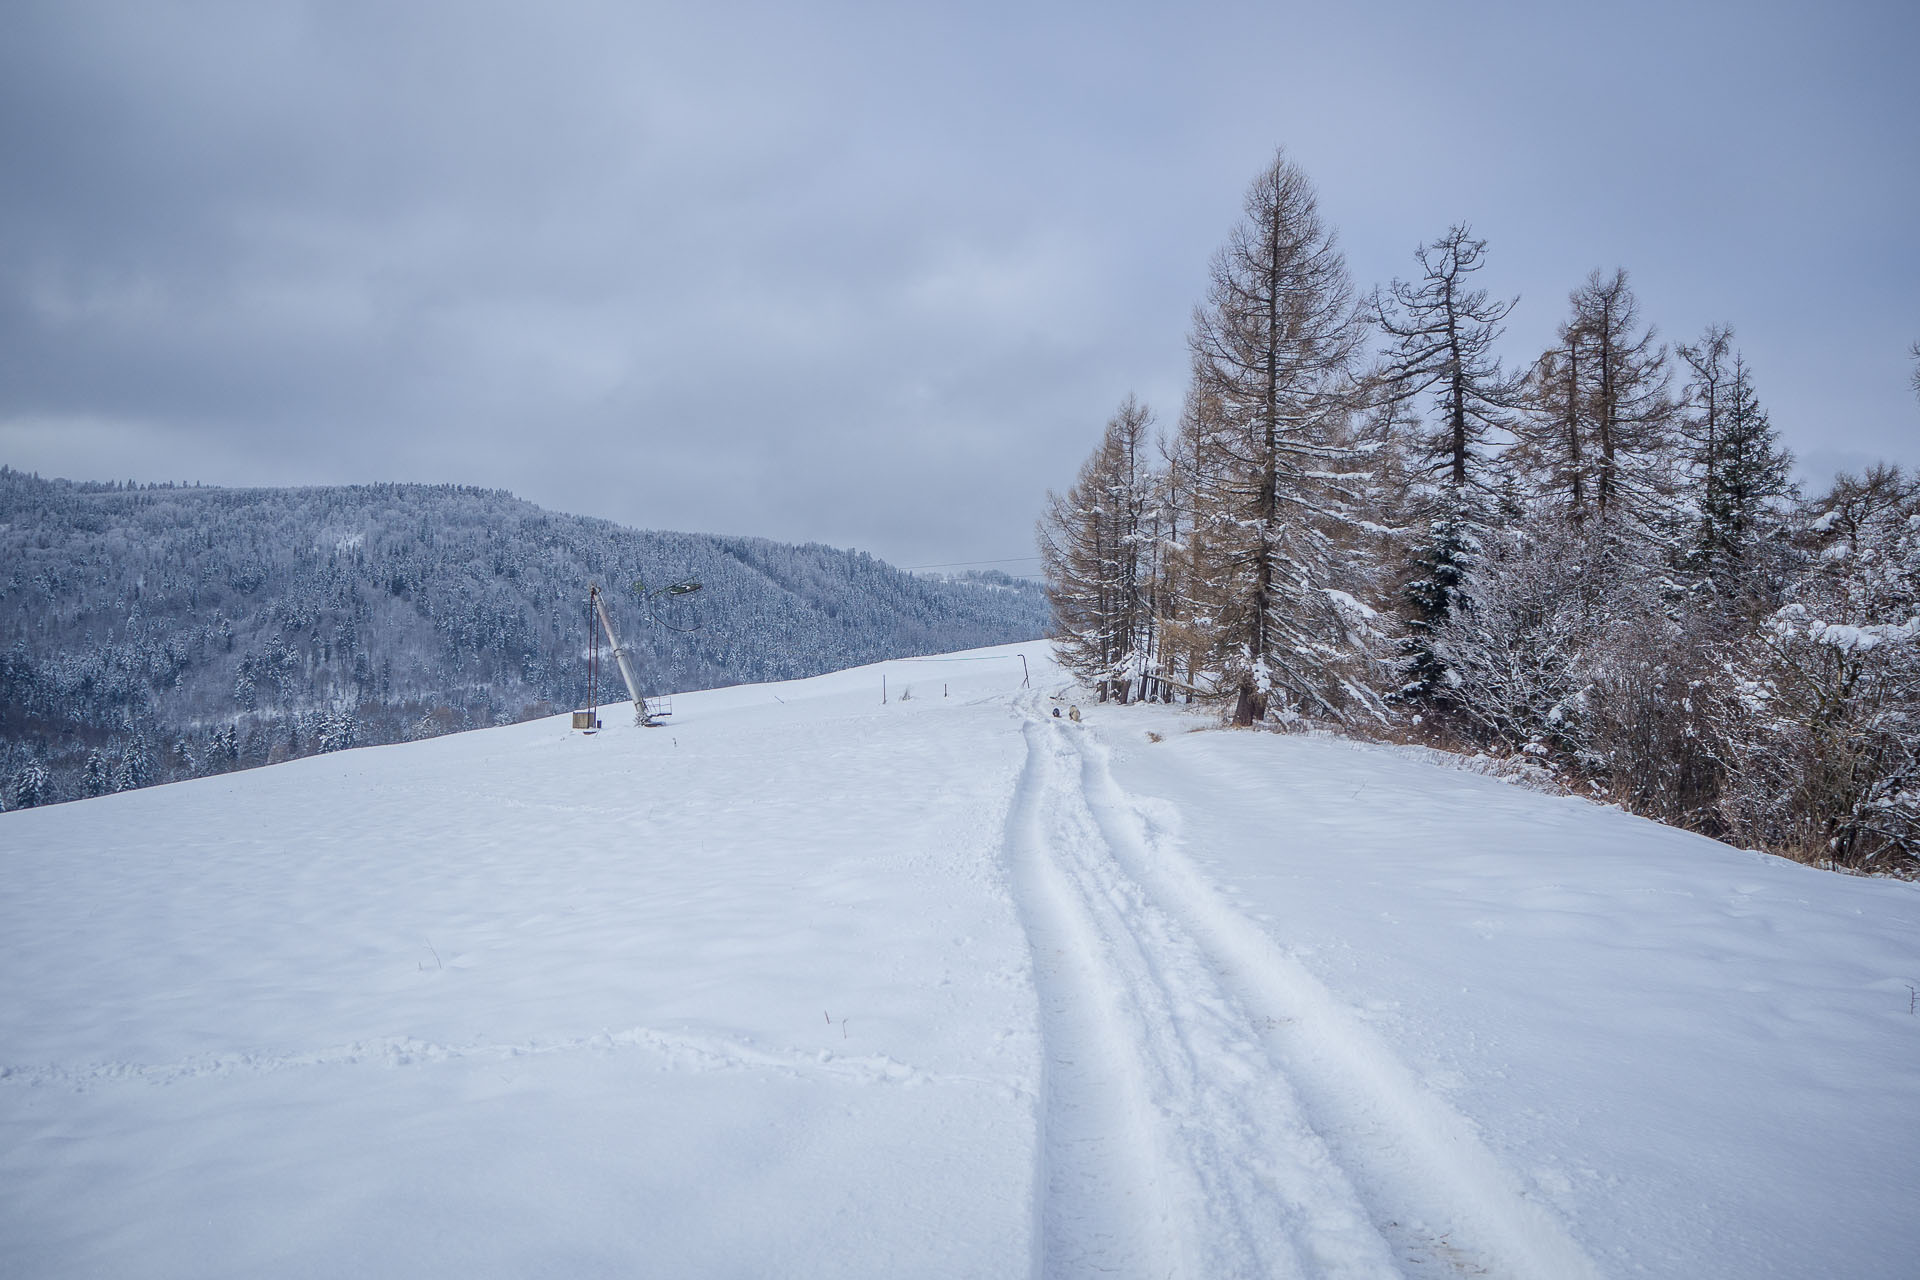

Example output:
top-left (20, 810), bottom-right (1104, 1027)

top-left (0, 472), bottom-right (1050, 809)
top-left (1041, 149), bottom-right (1919, 875)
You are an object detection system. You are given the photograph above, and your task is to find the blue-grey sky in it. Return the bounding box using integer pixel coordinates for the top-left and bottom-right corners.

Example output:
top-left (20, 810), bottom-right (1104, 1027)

top-left (3, 0), bottom-right (1915, 572)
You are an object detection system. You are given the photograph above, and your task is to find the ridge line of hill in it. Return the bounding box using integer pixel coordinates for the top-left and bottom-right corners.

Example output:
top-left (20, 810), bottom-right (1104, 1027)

top-left (0, 467), bottom-right (1051, 809)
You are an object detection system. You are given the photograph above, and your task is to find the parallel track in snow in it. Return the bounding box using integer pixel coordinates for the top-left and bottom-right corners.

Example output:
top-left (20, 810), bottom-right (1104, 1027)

top-left (1003, 695), bottom-right (1605, 1279)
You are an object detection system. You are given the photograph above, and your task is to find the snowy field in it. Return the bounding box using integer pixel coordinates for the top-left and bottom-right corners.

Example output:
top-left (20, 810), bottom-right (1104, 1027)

top-left (2, 641), bottom-right (1916, 1278)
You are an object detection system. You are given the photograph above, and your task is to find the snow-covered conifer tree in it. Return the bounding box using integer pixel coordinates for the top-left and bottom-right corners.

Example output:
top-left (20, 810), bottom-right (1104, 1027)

top-left (1674, 331), bottom-right (1795, 595)
top-left (83, 747), bottom-right (112, 797)
top-left (1367, 225), bottom-right (1522, 711)
top-left (1149, 375), bottom-right (1229, 703)
top-left (1369, 225), bottom-right (1519, 493)
top-left (1039, 396), bottom-right (1162, 701)
top-left (1185, 149), bottom-right (1380, 726)
top-left (1516, 269), bottom-right (1674, 542)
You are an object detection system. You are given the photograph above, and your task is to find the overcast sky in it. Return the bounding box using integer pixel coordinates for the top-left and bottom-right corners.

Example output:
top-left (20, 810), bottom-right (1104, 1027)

top-left (3, 0), bottom-right (1915, 573)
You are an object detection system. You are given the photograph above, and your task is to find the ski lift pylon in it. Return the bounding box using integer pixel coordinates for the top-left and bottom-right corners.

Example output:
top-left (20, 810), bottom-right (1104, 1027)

top-left (575, 575), bottom-right (703, 732)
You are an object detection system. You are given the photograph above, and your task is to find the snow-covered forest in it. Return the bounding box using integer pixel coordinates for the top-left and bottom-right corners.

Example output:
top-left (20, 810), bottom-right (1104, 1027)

top-left (0, 470), bottom-right (1049, 809)
top-left (1041, 149), bottom-right (1920, 876)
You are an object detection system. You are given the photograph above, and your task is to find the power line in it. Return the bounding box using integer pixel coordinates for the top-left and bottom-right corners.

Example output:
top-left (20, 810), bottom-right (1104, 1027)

top-left (897, 654), bottom-right (1022, 662)
top-left (900, 555), bottom-right (1042, 571)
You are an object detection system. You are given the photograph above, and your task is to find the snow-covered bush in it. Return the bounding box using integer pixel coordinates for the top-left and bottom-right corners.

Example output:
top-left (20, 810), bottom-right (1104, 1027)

top-left (1428, 518), bottom-right (1606, 760)
top-left (1710, 470), bottom-right (1920, 871)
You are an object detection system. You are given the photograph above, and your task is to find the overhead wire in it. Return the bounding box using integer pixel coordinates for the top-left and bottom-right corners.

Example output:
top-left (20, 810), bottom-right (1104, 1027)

top-left (899, 555), bottom-right (1041, 571)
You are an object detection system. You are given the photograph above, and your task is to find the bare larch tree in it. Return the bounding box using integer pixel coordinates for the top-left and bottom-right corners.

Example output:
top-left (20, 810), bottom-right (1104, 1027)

top-left (1186, 149), bottom-right (1374, 726)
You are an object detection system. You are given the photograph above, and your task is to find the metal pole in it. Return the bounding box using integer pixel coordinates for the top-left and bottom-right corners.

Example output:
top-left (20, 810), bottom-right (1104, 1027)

top-left (590, 584), bottom-right (651, 724)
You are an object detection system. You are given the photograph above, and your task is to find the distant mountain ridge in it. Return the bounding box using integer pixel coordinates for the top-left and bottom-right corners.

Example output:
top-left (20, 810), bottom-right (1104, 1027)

top-left (0, 468), bottom-right (1050, 807)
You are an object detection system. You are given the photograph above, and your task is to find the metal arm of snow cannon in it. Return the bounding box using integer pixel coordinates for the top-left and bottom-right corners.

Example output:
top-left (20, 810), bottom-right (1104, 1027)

top-left (589, 583), bottom-right (661, 726)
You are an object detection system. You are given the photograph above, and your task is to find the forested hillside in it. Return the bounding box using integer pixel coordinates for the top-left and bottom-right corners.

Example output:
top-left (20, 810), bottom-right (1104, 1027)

top-left (0, 470), bottom-right (1049, 807)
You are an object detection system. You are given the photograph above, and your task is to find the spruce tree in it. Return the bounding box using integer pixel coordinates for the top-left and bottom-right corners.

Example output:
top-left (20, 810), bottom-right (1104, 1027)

top-left (1679, 335), bottom-right (1794, 593)
top-left (83, 747), bottom-right (112, 797)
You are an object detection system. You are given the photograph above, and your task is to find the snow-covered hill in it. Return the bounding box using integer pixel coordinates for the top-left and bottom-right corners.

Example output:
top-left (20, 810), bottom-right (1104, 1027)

top-left (0, 468), bottom-right (1051, 809)
top-left (2, 643), bottom-right (1915, 1278)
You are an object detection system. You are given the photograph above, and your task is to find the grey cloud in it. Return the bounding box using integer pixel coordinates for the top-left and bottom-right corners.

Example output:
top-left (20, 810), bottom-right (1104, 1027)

top-left (3, 0), bottom-right (1916, 570)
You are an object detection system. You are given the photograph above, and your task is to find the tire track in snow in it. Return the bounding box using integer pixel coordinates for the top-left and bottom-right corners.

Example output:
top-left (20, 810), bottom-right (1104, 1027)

top-left (1006, 700), bottom-right (1403, 1279)
top-left (1066, 723), bottom-right (1607, 1280)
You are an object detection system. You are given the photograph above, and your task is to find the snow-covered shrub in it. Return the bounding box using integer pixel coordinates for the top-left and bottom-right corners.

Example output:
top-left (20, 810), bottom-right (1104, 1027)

top-left (1429, 518), bottom-right (1606, 760)
top-left (1710, 471), bottom-right (1920, 871)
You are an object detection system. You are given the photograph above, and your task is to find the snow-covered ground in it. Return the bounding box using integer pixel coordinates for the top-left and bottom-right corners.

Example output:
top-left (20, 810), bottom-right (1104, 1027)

top-left (2, 642), bottom-right (1916, 1278)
